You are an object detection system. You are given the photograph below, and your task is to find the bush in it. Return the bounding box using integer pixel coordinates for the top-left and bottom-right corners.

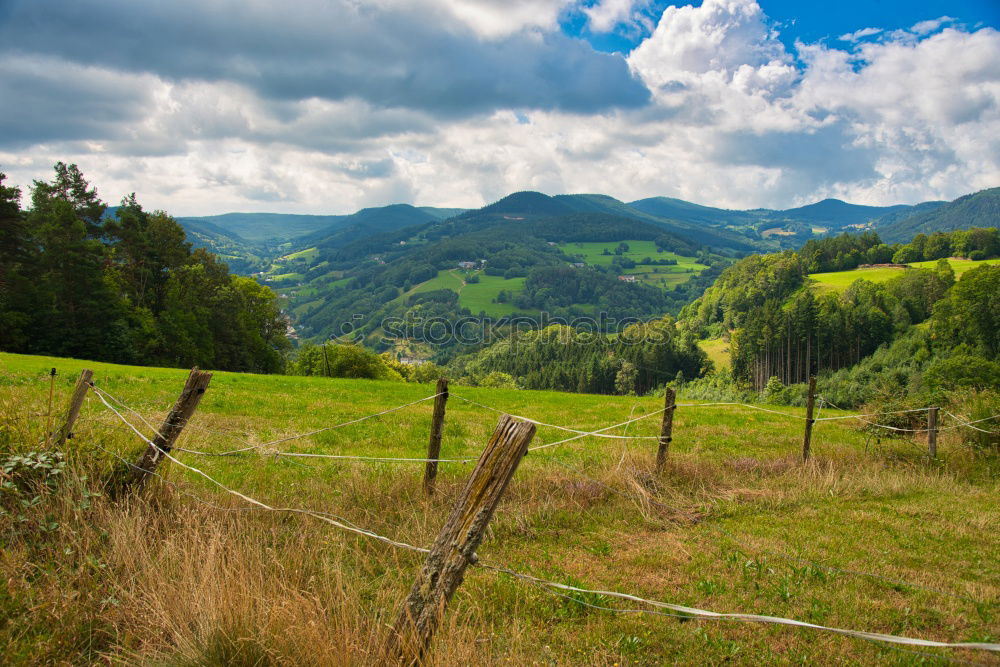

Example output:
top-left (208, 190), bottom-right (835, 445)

top-left (923, 354), bottom-right (1000, 391)
top-left (479, 371), bottom-right (518, 389)
top-left (947, 389), bottom-right (1000, 452)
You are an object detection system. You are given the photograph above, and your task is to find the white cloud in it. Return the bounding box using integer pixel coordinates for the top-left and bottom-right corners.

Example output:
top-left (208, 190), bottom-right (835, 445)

top-left (911, 16), bottom-right (954, 35)
top-left (838, 27), bottom-right (883, 42)
top-left (410, 0), bottom-right (573, 38)
top-left (583, 0), bottom-right (647, 33)
top-left (1, 0), bottom-right (998, 216)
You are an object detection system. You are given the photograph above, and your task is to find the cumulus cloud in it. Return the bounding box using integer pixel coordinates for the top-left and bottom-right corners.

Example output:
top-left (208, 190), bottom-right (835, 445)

top-left (0, 0), bottom-right (997, 216)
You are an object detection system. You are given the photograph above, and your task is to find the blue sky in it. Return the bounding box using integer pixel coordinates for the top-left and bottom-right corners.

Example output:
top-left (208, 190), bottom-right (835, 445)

top-left (0, 0), bottom-right (998, 215)
top-left (564, 0), bottom-right (1000, 53)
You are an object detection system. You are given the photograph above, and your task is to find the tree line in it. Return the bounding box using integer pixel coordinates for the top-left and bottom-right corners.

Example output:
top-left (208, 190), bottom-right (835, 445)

top-left (0, 164), bottom-right (289, 372)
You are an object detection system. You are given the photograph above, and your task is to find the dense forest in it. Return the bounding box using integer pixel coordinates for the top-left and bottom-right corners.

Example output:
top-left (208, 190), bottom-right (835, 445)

top-left (677, 229), bottom-right (1000, 407)
top-left (0, 165), bottom-right (289, 372)
top-left (446, 318), bottom-right (705, 395)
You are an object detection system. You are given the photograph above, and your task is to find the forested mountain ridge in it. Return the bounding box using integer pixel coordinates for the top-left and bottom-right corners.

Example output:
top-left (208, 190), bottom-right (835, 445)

top-left (279, 201), bottom-right (730, 352)
top-left (877, 187), bottom-right (1000, 242)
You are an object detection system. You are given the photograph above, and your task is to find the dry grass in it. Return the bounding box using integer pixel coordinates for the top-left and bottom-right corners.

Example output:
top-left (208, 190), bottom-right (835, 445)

top-left (2, 353), bottom-right (999, 664)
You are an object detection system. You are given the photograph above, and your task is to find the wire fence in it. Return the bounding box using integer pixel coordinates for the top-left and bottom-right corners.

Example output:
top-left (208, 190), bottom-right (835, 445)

top-left (51, 379), bottom-right (996, 657)
top-left (9, 376), bottom-right (1000, 657)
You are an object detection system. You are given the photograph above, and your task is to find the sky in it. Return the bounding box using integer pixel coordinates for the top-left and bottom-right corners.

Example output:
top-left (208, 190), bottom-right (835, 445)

top-left (0, 0), bottom-right (998, 216)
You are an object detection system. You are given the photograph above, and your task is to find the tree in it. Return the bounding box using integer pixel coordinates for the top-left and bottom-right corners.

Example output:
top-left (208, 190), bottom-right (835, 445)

top-left (931, 265), bottom-right (1000, 357)
top-left (0, 173), bottom-right (30, 349)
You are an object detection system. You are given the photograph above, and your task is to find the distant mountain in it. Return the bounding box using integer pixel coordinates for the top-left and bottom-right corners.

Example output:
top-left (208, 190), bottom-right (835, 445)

top-left (419, 207), bottom-right (468, 220)
top-left (305, 204), bottom-right (445, 250)
top-left (464, 191), bottom-right (762, 252)
top-left (630, 196), bottom-right (914, 233)
top-left (175, 212), bottom-right (347, 243)
top-left (628, 196), bottom-right (760, 227)
top-left (877, 188), bottom-right (1000, 242)
top-left (776, 199), bottom-right (910, 227)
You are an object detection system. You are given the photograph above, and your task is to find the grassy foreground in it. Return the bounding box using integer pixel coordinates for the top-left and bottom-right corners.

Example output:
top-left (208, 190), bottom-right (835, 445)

top-left (1, 352), bottom-right (998, 665)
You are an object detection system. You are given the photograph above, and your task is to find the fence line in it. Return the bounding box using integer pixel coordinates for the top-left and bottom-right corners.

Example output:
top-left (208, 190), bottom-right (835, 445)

top-left (90, 388), bottom-right (430, 554)
top-left (87, 384), bottom-right (1000, 467)
top-left (81, 384), bottom-right (1000, 656)
top-left (452, 394), bottom-right (662, 439)
top-left (942, 410), bottom-right (1000, 435)
top-left (480, 563), bottom-right (1000, 654)
top-left (91, 382), bottom-right (445, 457)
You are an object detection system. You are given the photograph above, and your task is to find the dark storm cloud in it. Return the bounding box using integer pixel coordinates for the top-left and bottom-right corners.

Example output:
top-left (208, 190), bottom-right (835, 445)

top-left (0, 56), bottom-right (153, 149)
top-left (0, 0), bottom-right (650, 119)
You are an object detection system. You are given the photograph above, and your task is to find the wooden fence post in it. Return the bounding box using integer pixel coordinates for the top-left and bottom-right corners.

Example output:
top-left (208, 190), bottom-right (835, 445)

top-left (384, 414), bottom-right (536, 665)
top-left (126, 367), bottom-right (212, 490)
top-left (54, 369), bottom-right (93, 447)
top-left (928, 406), bottom-right (939, 458)
top-left (802, 376), bottom-right (816, 462)
top-left (423, 377), bottom-right (449, 496)
top-left (656, 387), bottom-right (676, 473)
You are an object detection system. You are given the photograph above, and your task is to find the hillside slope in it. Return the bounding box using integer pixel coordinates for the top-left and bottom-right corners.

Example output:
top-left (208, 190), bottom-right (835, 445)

top-left (878, 187), bottom-right (1000, 241)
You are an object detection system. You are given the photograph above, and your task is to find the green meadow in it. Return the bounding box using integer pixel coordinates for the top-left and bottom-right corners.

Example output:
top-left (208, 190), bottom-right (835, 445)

top-left (1, 352), bottom-right (997, 664)
top-left (457, 274), bottom-right (527, 316)
top-left (810, 258), bottom-right (1000, 292)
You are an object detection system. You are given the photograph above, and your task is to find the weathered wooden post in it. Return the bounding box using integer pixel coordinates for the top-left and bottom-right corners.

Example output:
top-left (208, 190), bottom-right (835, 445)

top-left (54, 369), bottom-right (93, 447)
top-left (384, 414), bottom-right (536, 665)
top-left (802, 376), bottom-right (817, 461)
top-left (927, 406), bottom-right (939, 458)
top-left (656, 387), bottom-right (676, 473)
top-left (423, 377), bottom-right (449, 496)
top-left (126, 367), bottom-right (212, 490)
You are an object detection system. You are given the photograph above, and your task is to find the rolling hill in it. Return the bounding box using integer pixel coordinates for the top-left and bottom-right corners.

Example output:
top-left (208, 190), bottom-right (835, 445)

top-left (877, 187), bottom-right (1000, 242)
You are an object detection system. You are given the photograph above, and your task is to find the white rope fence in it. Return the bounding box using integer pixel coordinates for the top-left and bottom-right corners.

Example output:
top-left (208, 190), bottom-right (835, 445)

top-left (481, 563), bottom-right (1000, 654)
top-left (81, 385), bottom-right (1000, 657)
top-left (90, 386), bottom-right (429, 554)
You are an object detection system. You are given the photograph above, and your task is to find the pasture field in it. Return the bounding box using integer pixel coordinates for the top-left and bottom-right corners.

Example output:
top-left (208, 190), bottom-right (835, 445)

top-left (558, 241), bottom-right (707, 270)
top-left (457, 274), bottom-right (526, 316)
top-left (410, 269), bottom-right (465, 295)
top-left (810, 258), bottom-right (1000, 293)
top-left (1, 352), bottom-right (997, 665)
top-left (698, 338), bottom-right (731, 371)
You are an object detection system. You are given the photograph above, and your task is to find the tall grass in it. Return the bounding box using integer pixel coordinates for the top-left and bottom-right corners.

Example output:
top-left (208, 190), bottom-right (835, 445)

top-left (1, 352), bottom-right (998, 664)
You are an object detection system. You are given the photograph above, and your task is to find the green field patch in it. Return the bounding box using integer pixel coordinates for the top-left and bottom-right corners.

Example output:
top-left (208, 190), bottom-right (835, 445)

top-left (810, 257), bottom-right (1000, 293)
top-left (907, 257), bottom-right (1000, 276)
top-left (458, 274), bottom-right (526, 316)
top-left (410, 269), bottom-right (465, 295)
top-left (265, 272), bottom-right (304, 282)
top-left (280, 247), bottom-right (319, 262)
top-left (557, 242), bottom-right (708, 288)
top-left (698, 338), bottom-right (730, 370)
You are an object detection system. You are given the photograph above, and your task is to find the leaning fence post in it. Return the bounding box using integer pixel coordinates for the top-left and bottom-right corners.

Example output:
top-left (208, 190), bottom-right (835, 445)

top-left (802, 376), bottom-right (817, 461)
top-left (656, 387), bottom-right (676, 473)
top-left (384, 414), bottom-right (536, 665)
top-left (54, 369), bottom-right (93, 447)
top-left (423, 377), bottom-right (449, 496)
top-left (125, 367), bottom-right (212, 490)
top-left (927, 406), bottom-right (939, 458)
